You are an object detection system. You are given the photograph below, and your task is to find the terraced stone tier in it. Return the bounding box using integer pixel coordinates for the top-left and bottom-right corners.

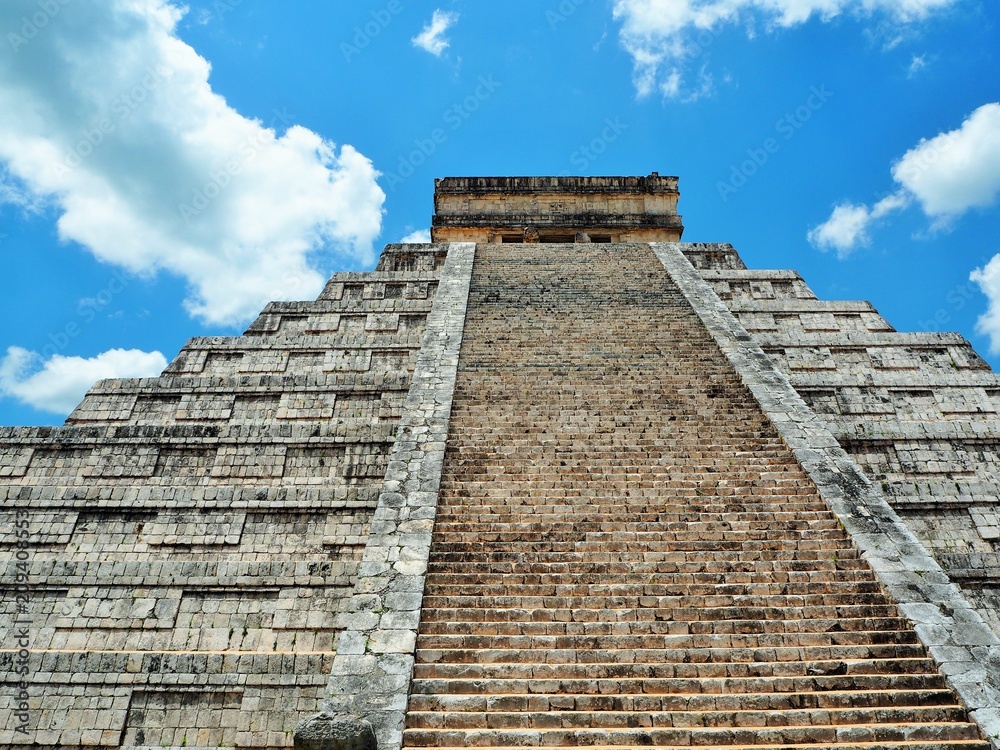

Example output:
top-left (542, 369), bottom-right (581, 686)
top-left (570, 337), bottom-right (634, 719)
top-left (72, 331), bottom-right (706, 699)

top-left (403, 243), bottom-right (987, 749)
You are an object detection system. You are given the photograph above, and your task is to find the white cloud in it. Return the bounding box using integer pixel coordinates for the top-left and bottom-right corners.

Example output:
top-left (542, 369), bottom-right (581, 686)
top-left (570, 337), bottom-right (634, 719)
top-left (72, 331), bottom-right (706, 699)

top-left (891, 103), bottom-right (1000, 221)
top-left (0, 0), bottom-right (385, 327)
top-left (412, 10), bottom-right (459, 57)
top-left (808, 192), bottom-right (909, 257)
top-left (972, 257), bottom-right (1000, 355)
top-left (612, 0), bottom-right (957, 98)
top-left (807, 203), bottom-right (874, 256)
top-left (0, 347), bottom-right (167, 415)
top-left (907, 53), bottom-right (927, 77)
top-left (400, 229), bottom-right (432, 243)
top-left (809, 103), bottom-right (1000, 254)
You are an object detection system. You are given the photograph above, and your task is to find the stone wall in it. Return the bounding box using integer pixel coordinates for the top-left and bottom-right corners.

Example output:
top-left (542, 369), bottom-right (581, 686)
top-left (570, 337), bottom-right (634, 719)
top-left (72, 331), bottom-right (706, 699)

top-left (431, 175), bottom-right (683, 243)
top-left (0, 245), bottom-right (449, 749)
top-left (4, 234), bottom-right (1000, 749)
top-left (691, 242), bottom-right (1000, 641)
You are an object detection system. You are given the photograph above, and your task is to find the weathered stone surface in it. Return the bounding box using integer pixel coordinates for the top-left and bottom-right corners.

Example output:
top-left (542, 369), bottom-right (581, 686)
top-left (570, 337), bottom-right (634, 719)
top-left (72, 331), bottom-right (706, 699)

top-left (5, 176), bottom-right (1000, 749)
top-left (318, 243), bottom-right (475, 750)
top-left (0, 245), bottom-right (451, 749)
top-left (654, 240), bottom-right (1000, 749)
top-left (400, 239), bottom-right (994, 750)
top-left (431, 175), bottom-right (683, 243)
top-left (293, 714), bottom-right (376, 750)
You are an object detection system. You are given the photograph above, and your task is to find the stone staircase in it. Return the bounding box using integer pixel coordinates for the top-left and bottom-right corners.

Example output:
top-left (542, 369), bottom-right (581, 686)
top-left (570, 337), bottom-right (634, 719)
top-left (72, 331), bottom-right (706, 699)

top-left (402, 243), bottom-right (988, 749)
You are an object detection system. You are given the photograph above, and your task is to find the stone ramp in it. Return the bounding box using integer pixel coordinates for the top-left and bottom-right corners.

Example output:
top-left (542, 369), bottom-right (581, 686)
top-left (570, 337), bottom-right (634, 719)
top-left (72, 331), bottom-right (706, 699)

top-left (402, 244), bottom-right (987, 749)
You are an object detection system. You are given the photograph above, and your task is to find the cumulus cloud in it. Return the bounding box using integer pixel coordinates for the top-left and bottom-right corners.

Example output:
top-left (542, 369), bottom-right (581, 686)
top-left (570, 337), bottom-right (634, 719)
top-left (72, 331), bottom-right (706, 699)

top-left (0, 0), bottom-right (385, 327)
top-left (612, 0), bottom-right (957, 98)
top-left (412, 10), bottom-right (459, 57)
top-left (972, 258), bottom-right (1000, 355)
top-left (907, 54), bottom-right (928, 77)
top-left (400, 229), bottom-right (432, 243)
top-left (0, 347), bottom-right (167, 415)
top-left (808, 192), bottom-right (910, 257)
top-left (891, 103), bottom-right (1000, 221)
top-left (809, 103), bottom-right (1000, 255)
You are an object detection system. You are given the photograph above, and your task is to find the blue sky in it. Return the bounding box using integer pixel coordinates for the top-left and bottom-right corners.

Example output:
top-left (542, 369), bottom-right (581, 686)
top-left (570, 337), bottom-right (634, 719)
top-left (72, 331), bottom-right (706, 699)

top-left (0, 0), bottom-right (998, 424)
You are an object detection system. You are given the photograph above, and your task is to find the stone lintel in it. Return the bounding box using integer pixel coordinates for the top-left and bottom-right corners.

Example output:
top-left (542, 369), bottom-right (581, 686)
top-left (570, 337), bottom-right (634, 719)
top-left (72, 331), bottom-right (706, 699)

top-left (434, 175), bottom-right (679, 194)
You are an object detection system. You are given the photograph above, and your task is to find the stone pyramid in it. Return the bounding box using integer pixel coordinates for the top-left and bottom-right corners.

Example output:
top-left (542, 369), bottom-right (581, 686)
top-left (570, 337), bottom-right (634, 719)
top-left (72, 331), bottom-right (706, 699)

top-left (3, 176), bottom-right (999, 750)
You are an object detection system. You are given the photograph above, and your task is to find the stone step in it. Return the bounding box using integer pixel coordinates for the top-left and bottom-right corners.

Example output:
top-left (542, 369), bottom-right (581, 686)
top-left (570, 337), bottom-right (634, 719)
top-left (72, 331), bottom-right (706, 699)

top-left (429, 531), bottom-right (849, 545)
top-left (422, 576), bottom-right (883, 593)
top-left (415, 645), bottom-right (925, 667)
top-left (427, 549), bottom-right (863, 563)
top-left (433, 513), bottom-right (843, 524)
top-left (403, 244), bottom-right (983, 748)
top-left (407, 688), bottom-right (958, 713)
top-left (416, 624), bottom-right (920, 645)
top-left (418, 599), bottom-right (898, 620)
top-left (404, 705), bottom-right (970, 730)
top-left (421, 589), bottom-right (889, 606)
top-left (402, 721), bottom-right (984, 747)
top-left (418, 610), bottom-right (911, 632)
top-left (433, 510), bottom-right (839, 523)
top-left (424, 562), bottom-right (875, 578)
top-left (432, 540), bottom-right (855, 552)
top-left (402, 742), bottom-right (989, 750)
top-left (410, 673), bottom-right (950, 696)
top-left (411, 658), bottom-right (940, 680)
top-left (415, 634), bottom-right (918, 656)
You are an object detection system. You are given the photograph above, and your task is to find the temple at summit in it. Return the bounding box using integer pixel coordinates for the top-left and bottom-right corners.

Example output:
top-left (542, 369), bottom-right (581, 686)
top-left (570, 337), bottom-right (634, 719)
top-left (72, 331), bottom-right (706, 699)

top-left (2, 175), bottom-right (1000, 750)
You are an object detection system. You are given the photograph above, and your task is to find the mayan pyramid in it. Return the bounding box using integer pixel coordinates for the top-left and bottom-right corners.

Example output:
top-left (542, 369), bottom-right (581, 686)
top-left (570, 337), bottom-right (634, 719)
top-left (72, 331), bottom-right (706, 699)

top-left (3, 176), bottom-right (999, 750)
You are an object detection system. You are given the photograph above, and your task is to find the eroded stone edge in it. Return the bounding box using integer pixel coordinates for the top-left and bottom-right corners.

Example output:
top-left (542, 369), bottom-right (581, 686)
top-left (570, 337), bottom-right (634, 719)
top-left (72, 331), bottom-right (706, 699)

top-left (300, 243), bottom-right (476, 750)
top-left (652, 242), bottom-right (1000, 749)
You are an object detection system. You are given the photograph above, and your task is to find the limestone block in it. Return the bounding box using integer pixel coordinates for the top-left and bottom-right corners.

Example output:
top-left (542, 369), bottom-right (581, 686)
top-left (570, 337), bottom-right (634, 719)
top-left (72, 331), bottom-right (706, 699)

top-left (294, 714), bottom-right (376, 750)
top-left (307, 314), bottom-right (342, 333)
top-left (202, 351), bottom-right (245, 375)
top-left (785, 346), bottom-right (836, 371)
top-left (801, 311), bottom-right (839, 331)
top-left (0, 446), bottom-right (33, 477)
top-left (278, 393), bottom-right (338, 420)
top-left (325, 350), bottom-right (373, 373)
top-left (211, 445), bottom-right (288, 479)
top-left (164, 349), bottom-right (208, 374)
top-left (143, 511), bottom-right (247, 546)
top-left (177, 393), bottom-right (235, 421)
top-left (870, 347), bottom-right (920, 370)
top-left (737, 312), bottom-right (778, 331)
top-left (239, 350), bottom-right (290, 374)
top-left (245, 314), bottom-right (282, 334)
top-left (84, 446), bottom-right (159, 479)
top-left (405, 282), bottom-right (430, 300)
top-left (970, 507), bottom-right (1000, 541)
